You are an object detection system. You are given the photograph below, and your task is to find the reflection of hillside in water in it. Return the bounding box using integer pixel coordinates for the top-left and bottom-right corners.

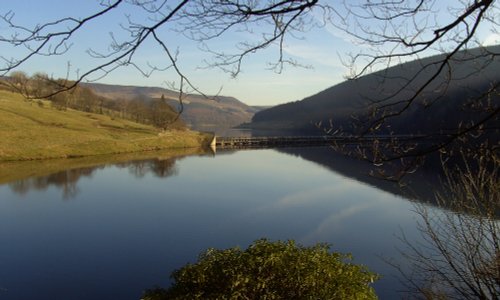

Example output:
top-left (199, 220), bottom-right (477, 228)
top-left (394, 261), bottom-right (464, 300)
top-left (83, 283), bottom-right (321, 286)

top-left (4, 146), bottom-right (461, 205)
top-left (9, 166), bottom-right (99, 200)
top-left (276, 147), bottom-right (445, 205)
top-left (7, 156), bottom-right (186, 200)
top-left (116, 157), bottom-right (179, 179)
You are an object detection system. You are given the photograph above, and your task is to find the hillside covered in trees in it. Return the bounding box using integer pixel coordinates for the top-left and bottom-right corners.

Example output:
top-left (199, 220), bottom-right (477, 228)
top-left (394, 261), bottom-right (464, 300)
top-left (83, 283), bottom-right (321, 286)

top-left (83, 83), bottom-right (260, 131)
top-left (248, 45), bottom-right (500, 138)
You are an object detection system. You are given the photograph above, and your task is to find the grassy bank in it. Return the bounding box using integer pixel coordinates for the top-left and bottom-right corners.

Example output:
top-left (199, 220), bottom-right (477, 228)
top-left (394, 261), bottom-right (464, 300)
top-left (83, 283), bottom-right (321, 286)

top-left (0, 90), bottom-right (210, 161)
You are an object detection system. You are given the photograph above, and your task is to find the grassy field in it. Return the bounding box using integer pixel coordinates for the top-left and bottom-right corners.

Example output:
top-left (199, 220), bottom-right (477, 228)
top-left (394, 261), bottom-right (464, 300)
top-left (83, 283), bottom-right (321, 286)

top-left (0, 90), bottom-right (211, 161)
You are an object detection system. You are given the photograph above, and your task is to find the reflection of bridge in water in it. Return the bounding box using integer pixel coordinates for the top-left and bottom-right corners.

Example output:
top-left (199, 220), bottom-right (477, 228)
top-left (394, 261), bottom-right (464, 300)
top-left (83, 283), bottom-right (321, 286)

top-left (214, 135), bottom-right (423, 149)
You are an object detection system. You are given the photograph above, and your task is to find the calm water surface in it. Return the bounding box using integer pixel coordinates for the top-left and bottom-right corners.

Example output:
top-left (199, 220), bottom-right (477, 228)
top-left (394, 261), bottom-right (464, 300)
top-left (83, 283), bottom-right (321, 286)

top-left (0, 147), bottom-right (433, 299)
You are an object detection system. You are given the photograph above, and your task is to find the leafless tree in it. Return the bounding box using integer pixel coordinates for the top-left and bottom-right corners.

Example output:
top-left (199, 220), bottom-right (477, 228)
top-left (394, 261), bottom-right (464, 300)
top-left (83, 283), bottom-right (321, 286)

top-left (0, 0), bottom-right (323, 111)
top-left (0, 1), bottom-right (497, 113)
top-left (323, 0), bottom-right (499, 164)
top-left (393, 148), bottom-right (499, 299)
top-left (0, 1), bottom-right (498, 163)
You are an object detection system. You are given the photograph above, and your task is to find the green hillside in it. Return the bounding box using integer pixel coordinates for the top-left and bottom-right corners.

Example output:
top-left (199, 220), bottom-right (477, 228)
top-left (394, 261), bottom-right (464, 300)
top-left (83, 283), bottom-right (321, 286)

top-left (0, 90), bottom-right (210, 161)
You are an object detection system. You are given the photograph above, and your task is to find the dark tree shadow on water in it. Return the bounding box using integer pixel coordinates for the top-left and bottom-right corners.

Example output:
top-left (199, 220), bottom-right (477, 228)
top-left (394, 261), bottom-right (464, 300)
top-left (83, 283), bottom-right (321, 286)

top-left (8, 156), bottom-right (181, 200)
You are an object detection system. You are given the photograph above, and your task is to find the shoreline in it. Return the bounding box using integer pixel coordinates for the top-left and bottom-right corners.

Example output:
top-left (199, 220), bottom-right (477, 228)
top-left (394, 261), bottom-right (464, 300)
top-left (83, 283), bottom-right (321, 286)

top-left (0, 89), bottom-right (212, 162)
top-left (0, 133), bottom-right (211, 162)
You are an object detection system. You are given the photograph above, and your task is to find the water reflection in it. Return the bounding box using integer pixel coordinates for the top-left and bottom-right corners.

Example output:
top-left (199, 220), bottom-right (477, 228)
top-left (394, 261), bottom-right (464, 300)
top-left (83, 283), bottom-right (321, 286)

top-left (276, 147), bottom-right (444, 205)
top-left (2, 148), bottom-right (207, 200)
top-left (0, 147), bottom-right (431, 299)
top-left (9, 167), bottom-right (98, 200)
top-left (0, 145), bottom-right (476, 208)
top-left (2, 146), bottom-right (488, 300)
top-left (4, 145), bottom-right (448, 206)
top-left (116, 157), bottom-right (179, 179)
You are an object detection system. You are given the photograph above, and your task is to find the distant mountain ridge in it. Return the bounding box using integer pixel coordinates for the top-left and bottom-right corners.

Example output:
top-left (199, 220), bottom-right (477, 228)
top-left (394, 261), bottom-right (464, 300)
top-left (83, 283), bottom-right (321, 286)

top-left (248, 45), bottom-right (500, 136)
top-left (83, 82), bottom-right (261, 131)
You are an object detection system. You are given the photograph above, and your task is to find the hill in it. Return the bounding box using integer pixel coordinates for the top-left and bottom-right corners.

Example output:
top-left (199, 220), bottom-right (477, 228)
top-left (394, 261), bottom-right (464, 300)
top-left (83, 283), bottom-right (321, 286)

top-left (0, 90), bottom-right (209, 161)
top-left (248, 45), bottom-right (500, 136)
top-left (83, 83), bottom-right (261, 131)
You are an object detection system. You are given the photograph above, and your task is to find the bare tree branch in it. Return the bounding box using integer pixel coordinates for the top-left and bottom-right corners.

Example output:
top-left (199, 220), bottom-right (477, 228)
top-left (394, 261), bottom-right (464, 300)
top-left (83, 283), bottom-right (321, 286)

top-left (0, 0), bottom-right (498, 165)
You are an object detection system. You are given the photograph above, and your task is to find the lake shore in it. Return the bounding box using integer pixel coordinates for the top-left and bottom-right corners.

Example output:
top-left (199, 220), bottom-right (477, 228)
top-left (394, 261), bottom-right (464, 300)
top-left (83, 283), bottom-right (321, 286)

top-left (0, 90), bottom-right (212, 161)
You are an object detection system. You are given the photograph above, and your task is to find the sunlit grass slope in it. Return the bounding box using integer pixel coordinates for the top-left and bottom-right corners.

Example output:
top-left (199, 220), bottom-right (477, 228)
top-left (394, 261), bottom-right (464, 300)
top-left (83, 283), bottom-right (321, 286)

top-left (0, 90), bottom-right (210, 161)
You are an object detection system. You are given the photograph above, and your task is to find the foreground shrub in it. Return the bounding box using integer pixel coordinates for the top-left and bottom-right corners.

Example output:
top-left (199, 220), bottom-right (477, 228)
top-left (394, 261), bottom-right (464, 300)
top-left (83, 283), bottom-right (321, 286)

top-left (143, 239), bottom-right (379, 299)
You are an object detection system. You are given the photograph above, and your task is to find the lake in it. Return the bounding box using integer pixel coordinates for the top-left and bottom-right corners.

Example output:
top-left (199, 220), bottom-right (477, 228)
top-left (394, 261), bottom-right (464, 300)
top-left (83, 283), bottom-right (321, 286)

top-left (0, 146), bottom-right (442, 299)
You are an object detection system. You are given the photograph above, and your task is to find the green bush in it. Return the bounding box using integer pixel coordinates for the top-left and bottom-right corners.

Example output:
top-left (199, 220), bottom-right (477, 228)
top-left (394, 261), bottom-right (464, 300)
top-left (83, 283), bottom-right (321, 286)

top-left (143, 239), bottom-right (379, 299)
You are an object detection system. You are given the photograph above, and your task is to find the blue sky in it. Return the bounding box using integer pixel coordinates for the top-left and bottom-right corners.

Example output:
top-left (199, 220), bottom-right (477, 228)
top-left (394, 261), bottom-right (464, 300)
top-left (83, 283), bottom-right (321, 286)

top-left (1, 1), bottom-right (498, 106)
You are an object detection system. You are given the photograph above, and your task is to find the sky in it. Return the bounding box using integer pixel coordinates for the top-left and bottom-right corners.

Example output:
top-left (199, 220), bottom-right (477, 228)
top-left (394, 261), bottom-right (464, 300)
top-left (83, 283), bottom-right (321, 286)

top-left (0, 1), bottom-right (498, 106)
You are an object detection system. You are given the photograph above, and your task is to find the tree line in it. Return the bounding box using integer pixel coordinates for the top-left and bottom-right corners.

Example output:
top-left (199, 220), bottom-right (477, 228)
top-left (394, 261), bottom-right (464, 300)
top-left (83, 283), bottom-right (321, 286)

top-left (2, 71), bottom-right (185, 130)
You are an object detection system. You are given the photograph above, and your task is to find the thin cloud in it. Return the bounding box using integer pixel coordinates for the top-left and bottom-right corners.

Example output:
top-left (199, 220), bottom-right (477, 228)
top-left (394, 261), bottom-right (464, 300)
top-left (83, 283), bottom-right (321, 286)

top-left (282, 43), bottom-right (345, 69)
top-left (482, 33), bottom-right (500, 46)
top-left (301, 201), bottom-right (377, 242)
